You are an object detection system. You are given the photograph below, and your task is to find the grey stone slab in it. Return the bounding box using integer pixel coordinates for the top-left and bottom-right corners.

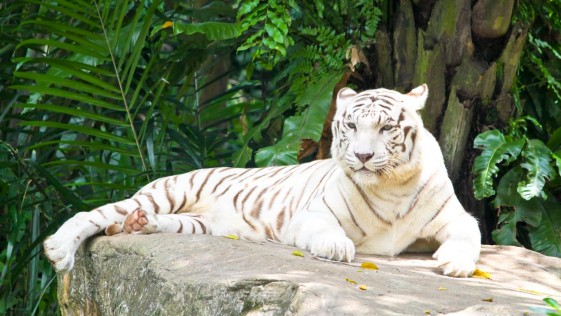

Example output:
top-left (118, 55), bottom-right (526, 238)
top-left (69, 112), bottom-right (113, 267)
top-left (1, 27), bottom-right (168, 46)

top-left (57, 234), bottom-right (561, 315)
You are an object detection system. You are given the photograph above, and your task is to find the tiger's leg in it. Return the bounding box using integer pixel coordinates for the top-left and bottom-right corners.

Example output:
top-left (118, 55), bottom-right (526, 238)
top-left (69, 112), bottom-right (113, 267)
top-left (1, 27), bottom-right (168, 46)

top-left (424, 198), bottom-right (481, 277)
top-left (282, 210), bottom-right (355, 262)
top-left (43, 198), bottom-right (142, 272)
top-left (121, 209), bottom-right (207, 235)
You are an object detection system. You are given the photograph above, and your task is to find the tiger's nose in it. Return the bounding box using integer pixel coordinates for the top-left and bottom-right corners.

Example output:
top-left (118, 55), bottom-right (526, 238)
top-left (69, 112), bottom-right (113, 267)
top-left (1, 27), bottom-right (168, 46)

top-left (355, 152), bottom-right (374, 163)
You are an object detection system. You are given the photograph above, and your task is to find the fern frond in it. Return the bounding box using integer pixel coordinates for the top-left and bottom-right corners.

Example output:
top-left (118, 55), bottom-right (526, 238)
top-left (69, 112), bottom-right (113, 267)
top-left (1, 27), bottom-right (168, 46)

top-left (517, 139), bottom-right (555, 200)
top-left (472, 130), bottom-right (525, 199)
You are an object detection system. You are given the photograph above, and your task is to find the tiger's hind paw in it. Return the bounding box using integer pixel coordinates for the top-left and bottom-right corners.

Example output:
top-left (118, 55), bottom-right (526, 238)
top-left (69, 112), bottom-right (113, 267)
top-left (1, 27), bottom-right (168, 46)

top-left (123, 209), bottom-right (158, 234)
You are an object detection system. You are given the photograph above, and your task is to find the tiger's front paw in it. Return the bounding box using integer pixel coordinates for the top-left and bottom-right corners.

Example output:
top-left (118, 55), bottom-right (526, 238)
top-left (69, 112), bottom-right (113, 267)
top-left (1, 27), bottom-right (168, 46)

top-left (308, 233), bottom-right (355, 262)
top-left (433, 240), bottom-right (477, 278)
top-left (123, 209), bottom-right (158, 234)
top-left (43, 234), bottom-right (77, 272)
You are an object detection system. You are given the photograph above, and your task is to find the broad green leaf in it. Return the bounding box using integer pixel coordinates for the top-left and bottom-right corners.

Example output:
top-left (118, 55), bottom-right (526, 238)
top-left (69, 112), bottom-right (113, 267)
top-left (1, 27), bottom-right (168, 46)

top-left (493, 168), bottom-right (543, 227)
top-left (492, 212), bottom-right (522, 247)
top-left (265, 24), bottom-right (284, 44)
top-left (237, 0), bottom-right (260, 17)
top-left (178, 1), bottom-right (237, 20)
top-left (544, 298), bottom-right (561, 312)
top-left (232, 146), bottom-right (253, 168)
top-left (255, 139), bottom-right (299, 166)
top-left (553, 153), bottom-right (561, 176)
top-left (151, 21), bottom-right (241, 40)
top-left (472, 130), bottom-right (525, 199)
top-left (547, 126), bottom-right (561, 152)
top-left (517, 139), bottom-right (555, 200)
top-left (232, 100), bottom-right (292, 167)
top-left (528, 197), bottom-right (561, 257)
top-left (255, 73), bottom-right (340, 167)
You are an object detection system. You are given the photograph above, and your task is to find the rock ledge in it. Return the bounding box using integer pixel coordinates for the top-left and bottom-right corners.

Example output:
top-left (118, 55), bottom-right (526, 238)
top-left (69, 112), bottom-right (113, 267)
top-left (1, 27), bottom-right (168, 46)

top-left (57, 234), bottom-right (561, 315)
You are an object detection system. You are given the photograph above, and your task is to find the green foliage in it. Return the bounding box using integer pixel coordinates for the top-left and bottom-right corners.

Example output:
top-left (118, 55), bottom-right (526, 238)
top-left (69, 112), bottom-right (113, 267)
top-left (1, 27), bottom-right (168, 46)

top-left (517, 139), bottom-right (555, 199)
top-left (473, 130), bottom-right (524, 199)
top-left (236, 0), bottom-right (297, 69)
top-left (531, 297), bottom-right (561, 316)
top-left (473, 118), bottom-right (561, 255)
top-left (255, 74), bottom-right (340, 166)
top-left (473, 0), bottom-right (561, 257)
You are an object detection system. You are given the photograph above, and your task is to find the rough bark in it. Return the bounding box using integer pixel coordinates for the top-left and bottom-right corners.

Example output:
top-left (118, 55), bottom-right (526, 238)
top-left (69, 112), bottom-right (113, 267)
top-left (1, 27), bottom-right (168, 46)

top-left (472, 0), bottom-right (515, 39)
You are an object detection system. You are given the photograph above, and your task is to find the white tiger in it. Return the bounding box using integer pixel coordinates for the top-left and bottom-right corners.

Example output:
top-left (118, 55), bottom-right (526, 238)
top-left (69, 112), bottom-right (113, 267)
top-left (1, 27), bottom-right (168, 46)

top-left (44, 84), bottom-right (481, 277)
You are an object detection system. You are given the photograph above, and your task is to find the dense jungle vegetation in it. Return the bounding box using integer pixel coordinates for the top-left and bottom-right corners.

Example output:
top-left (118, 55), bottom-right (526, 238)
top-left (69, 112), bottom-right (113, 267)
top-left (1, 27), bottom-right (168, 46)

top-left (1, 0), bottom-right (560, 314)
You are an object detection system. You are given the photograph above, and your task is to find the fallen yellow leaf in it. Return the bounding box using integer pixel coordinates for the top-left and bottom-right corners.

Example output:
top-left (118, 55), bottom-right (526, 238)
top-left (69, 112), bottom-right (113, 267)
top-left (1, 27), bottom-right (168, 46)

top-left (472, 268), bottom-right (492, 279)
top-left (359, 284), bottom-right (368, 290)
top-left (224, 234), bottom-right (239, 240)
top-left (482, 298), bottom-right (493, 302)
top-left (424, 310), bottom-right (431, 315)
top-left (345, 278), bottom-right (357, 285)
top-left (360, 261), bottom-right (379, 270)
top-left (292, 250), bottom-right (305, 257)
top-left (438, 287), bottom-right (447, 291)
top-left (162, 21), bottom-right (174, 29)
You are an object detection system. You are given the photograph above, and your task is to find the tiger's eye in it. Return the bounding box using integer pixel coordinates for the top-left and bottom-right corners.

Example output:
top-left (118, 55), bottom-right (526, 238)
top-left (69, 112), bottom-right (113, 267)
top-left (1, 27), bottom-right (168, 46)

top-left (381, 125), bottom-right (393, 131)
top-left (347, 122), bottom-right (357, 130)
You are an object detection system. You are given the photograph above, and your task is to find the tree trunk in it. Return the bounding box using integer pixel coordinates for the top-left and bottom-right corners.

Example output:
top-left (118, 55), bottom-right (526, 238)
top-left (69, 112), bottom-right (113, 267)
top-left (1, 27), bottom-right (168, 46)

top-left (359, 0), bottom-right (526, 242)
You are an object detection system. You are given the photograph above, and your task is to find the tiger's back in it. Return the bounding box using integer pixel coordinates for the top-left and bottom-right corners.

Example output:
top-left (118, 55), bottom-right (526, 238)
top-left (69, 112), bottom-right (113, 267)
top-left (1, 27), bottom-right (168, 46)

top-left (144, 159), bottom-right (338, 241)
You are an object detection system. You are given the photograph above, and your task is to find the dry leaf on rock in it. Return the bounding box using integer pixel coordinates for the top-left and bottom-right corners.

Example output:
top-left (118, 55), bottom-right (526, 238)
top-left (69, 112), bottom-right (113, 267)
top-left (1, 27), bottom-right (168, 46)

top-left (345, 278), bottom-right (357, 285)
top-left (472, 268), bottom-right (492, 279)
top-left (360, 261), bottom-right (379, 270)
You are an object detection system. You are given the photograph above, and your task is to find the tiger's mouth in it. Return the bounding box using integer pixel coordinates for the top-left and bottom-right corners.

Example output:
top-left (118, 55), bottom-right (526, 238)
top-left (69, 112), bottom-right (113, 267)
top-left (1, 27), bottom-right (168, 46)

top-left (355, 166), bottom-right (382, 175)
top-left (354, 161), bottom-right (400, 176)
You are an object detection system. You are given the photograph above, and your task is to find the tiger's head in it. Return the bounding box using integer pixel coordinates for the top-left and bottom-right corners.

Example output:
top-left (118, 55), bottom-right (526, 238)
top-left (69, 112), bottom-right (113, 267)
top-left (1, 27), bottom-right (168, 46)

top-left (331, 84), bottom-right (429, 185)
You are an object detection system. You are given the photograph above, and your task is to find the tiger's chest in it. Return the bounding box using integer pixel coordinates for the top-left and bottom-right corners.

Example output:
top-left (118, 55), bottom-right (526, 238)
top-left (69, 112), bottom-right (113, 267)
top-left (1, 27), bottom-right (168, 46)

top-left (332, 174), bottom-right (442, 255)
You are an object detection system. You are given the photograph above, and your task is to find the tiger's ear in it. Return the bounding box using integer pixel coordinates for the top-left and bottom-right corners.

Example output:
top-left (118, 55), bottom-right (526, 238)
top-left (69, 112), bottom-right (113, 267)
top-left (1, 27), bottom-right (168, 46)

top-left (336, 87), bottom-right (358, 112)
top-left (407, 84), bottom-right (428, 110)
